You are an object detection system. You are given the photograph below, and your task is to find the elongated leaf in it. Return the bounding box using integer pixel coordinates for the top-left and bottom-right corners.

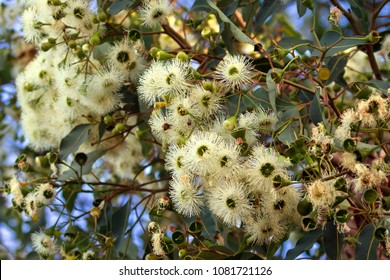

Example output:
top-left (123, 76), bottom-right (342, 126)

top-left (323, 219), bottom-right (344, 259)
top-left (62, 184), bottom-right (82, 213)
top-left (309, 87), bottom-right (325, 126)
top-left (324, 55), bottom-right (348, 85)
top-left (359, 80), bottom-right (390, 93)
top-left (112, 199), bottom-right (132, 252)
top-left (266, 69), bottom-right (279, 113)
top-left (59, 124), bottom-right (93, 160)
top-left (355, 223), bottom-right (379, 260)
top-left (312, 31), bottom-right (369, 57)
top-left (108, 0), bottom-right (140, 14)
top-left (296, 0), bottom-right (308, 17)
top-left (217, 0), bottom-right (238, 17)
top-left (57, 149), bottom-right (106, 181)
top-left (346, 0), bottom-right (369, 32)
top-left (191, 0), bottom-right (212, 12)
top-left (255, 0), bottom-right (284, 28)
top-left (286, 228), bottom-right (322, 260)
top-left (206, 0), bottom-right (254, 45)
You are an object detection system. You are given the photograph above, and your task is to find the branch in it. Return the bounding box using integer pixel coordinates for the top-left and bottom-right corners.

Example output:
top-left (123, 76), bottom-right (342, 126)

top-left (161, 23), bottom-right (192, 50)
top-left (370, 0), bottom-right (390, 30)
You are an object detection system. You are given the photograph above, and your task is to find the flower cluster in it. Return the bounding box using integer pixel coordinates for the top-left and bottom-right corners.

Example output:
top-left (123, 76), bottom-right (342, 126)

top-left (4, 176), bottom-right (56, 220)
top-left (139, 55), bottom-right (300, 247)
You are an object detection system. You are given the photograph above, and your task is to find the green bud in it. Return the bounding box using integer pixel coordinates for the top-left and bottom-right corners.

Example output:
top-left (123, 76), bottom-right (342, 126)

top-left (48, 37), bottom-right (57, 44)
top-left (90, 31), bottom-right (101, 46)
top-left (178, 249), bottom-right (188, 259)
top-left (97, 7), bottom-right (107, 22)
top-left (67, 40), bottom-right (77, 49)
top-left (223, 116), bottom-right (237, 131)
top-left (114, 123), bottom-right (125, 134)
top-left (103, 115), bottom-right (114, 125)
top-left (149, 47), bottom-right (161, 58)
top-left (201, 27), bottom-right (212, 39)
top-left (176, 51), bottom-right (189, 62)
top-left (203, 81), bottom-right (213, 91)
top-left (41, 42), bottom-right (54, 52)
top-left (364, 30), bottom-right (381, 44)
top-left (156, 51), bottom-right (175, 60)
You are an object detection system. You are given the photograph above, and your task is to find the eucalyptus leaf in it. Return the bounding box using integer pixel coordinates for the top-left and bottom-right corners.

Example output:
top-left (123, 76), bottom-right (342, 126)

top-left (324, 55), bottom-right (348, 85)
top-left (59, 123), bottom-right (93, 160)
top-left (286, 228), bottom-right (322, 260)
top-left (206, 0), bottom-right (254, 45)
top-left (255, 0), bottom-right (284, 29)
top-left (296, 0), bottom-right (308, 17)
top-left (309, 87), bottom-right (325, 126)
top-left (62, 184), bottom-right (82, 213)
top-left (112, 199), bottom-right (132, 252)
top-left (323, 219), bottom-right (344, 260)
top-left (312, 31), bottom-right (369, 57)
top-left (355, 223), bottom-right (379, 260)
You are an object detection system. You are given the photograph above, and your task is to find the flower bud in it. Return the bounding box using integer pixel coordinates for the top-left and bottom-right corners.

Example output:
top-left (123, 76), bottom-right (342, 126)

top-left (82, 43), bottom-right (92, 54)
top-left (41, 42), bottom-right (54, 52)
top-left (149, 47), bottom-right (161, 58)
top-left (176, 51), bottom-right (189, 62)
top-left (97, 7), bottom-right (107, 22)
top-left (201, 27), bottom-right (212, 39)
top-left (223, 116), bottom-right (237, 131)
top-left (90, 207), bottom-right (101, 219)
top-left (90, 31), bottom-right (101, 46)
top-left (156, 50), bottom-right (175, 60)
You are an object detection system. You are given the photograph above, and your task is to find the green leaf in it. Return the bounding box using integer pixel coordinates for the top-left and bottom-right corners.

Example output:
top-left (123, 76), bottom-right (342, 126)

top-left (296, 0), bottom-right (308, 17)
top-left (275, 119), bottom-right (299, 145)
top-left (112, 199), bottom-right (132, 252)
top-left (323, 219), bottom-right (344, 260)
top-left (206, 0), bottom-right (254, 45)
top-left (312, 31), bottom-right (369, 57)
top-left (255, 0), bottom-right (284, 28)
top-left (286, 228), bottom-right (322, 260)
top-left (324, 55), bottom-right (348, 85)
top-left (108, 0), bottom-right (140, 14)
top-left (62, 184), bottom-right (82, 213)
top-left (191, 0), bottom-right (212, 12)
top-left (355, 223), bottom-right (379, 260)
top-left (266, 69), bottom-right (279, 113)
top-left (57, 149), bottom-right (106, 181)
top-left (59, 124), bottom-right (93, 160)
top-left (359, 80), bottom-right (390, 94)
top-left (217, 0), bottom-right (238, 16)
top-left (309, 87), bottom-right (325, 126)
top-left (346, 0), bottom-right (369, 32)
